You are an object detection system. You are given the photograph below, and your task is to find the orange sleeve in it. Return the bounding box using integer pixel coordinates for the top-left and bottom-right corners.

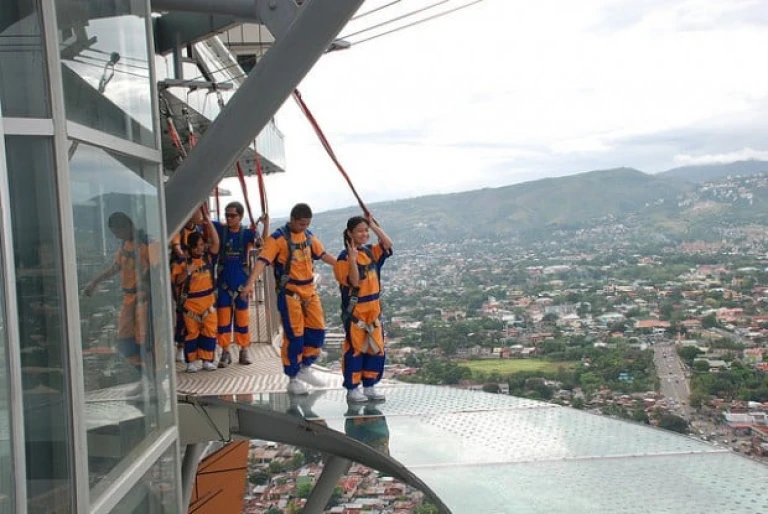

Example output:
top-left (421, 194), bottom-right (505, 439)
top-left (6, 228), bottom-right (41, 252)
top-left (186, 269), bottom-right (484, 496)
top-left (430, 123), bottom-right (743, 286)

top-left (257, 236), bottom-right (282, 265)
top-left (311, 236), bottom-right (326, 260)
top-left (170, 233), bottom-right (181, 247)
top-left (334, 256), bottom-right (349, 287)
top-left (171, 262), bottom-right (186, 283)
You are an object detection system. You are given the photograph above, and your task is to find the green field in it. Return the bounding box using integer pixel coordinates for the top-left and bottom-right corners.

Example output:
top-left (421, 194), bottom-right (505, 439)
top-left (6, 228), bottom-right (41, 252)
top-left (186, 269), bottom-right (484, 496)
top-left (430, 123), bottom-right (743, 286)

top-left (460, 358), bottom-right (571, 377)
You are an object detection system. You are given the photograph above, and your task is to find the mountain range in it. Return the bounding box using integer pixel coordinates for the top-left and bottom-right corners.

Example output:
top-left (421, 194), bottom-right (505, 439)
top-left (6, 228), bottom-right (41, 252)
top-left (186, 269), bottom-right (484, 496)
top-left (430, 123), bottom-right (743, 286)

top-left (305, 160), bottom-right (768, 246)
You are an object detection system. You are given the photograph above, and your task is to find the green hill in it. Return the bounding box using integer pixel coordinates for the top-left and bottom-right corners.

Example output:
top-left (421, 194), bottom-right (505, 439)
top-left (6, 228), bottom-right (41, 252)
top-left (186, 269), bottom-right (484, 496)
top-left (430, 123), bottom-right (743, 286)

top-left (658, 160), bottom-right (768, 183)
top-left (309, 167), bottom-right (687, 245)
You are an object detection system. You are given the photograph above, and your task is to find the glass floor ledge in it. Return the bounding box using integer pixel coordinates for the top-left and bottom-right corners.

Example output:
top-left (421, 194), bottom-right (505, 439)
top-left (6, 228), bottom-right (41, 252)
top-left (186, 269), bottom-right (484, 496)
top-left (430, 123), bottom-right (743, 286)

top-left (198, 384), bottom-right (768, 514)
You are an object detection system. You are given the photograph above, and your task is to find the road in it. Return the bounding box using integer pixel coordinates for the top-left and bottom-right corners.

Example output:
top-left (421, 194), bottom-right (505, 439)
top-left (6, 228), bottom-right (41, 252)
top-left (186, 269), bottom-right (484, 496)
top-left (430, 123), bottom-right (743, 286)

top-left (652, 340), bottom-right (690, 419)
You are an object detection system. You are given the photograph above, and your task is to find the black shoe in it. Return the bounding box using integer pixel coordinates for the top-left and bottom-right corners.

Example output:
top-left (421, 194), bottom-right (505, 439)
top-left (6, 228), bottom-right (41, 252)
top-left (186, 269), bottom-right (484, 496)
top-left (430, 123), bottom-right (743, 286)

top-left (239, 348), bottom-right (252, 365)
top-left (218, 350), bottom-right (232, 368)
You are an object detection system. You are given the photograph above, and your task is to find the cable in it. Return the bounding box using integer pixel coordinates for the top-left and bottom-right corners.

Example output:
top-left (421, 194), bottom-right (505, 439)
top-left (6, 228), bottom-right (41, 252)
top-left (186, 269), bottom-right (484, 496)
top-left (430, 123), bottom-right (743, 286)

top-left (351, 0), bottom-right (403, 20)
top-left (340, 0), bottom-right (454, 40)
top-left (69, 57), bottom-right (149, 80)
top-left (351, 0), bottom-right (484, 46)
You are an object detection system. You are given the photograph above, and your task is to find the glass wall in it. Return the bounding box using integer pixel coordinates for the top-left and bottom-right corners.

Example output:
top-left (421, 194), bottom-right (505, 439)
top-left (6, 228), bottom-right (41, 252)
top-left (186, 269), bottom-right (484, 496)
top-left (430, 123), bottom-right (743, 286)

top-left (57, 0), bottom-right (154, 147)
top-left (69, 142), bottom-right (174, 497)
top-left (5, 135), bottom-right (73, 513)
top-left (109, 447), bottom-right (179, 514)
top-left (0, 0), bottom-right (49, 118)
top-left (0, 201), bottom-right (12, 514)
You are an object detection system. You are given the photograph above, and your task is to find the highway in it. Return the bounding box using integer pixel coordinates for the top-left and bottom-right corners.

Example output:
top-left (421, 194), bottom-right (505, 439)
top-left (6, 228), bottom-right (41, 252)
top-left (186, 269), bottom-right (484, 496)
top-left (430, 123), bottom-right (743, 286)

top-left (652, 340), bottom-right (691, 419)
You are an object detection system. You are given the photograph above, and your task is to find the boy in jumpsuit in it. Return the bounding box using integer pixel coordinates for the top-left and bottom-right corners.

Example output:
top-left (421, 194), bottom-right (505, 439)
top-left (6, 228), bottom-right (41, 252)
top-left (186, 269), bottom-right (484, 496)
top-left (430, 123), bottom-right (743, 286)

top-left (243, 203), bottom-right (336, 395)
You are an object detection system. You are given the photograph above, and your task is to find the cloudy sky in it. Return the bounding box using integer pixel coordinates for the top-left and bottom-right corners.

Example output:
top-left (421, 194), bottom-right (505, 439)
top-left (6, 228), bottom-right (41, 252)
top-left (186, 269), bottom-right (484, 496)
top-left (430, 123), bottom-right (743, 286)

top-left (224, 0), bottom-right (768, 218)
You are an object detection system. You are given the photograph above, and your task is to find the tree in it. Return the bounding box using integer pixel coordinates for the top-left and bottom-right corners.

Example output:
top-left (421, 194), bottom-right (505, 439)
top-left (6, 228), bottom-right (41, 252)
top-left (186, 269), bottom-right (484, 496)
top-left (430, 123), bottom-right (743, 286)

top-left (693, 360), bottom-right (710, 373)
top-left (297, 482), bottom-right (313, 499)
top-left (658, 414), bottom-right (689, 434)
top-left (414, 504), bottom-right (440, 514)
top-left (701, 313), bottom-right (718, 329)
top-left (678, 346), bottom-right (703, 365)
top-left (265, 507), bottom-right (282, 514)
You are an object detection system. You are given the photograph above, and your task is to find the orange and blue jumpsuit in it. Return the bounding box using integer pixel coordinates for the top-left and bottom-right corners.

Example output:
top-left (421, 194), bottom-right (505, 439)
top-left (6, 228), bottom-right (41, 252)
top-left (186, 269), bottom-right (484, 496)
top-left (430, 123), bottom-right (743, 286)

top-left (116, 235), bottom-right (159, 369)
top-left (170, 225), bottom-right (203, 345)
top-left (258, 228), bottom-right (327, 377)
top-left (213, 222), bottom-right (256, 350)
top-left (171, 256), bottom-right (217, 363)
top-left (334, 243), bottom-right (392, 390)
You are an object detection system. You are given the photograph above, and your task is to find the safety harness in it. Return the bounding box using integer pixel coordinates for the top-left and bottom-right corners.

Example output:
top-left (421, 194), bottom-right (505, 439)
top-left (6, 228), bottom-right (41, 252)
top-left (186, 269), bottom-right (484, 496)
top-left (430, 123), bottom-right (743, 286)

top-left (275, 225), bottom-right (314, 293)
top-left (341, 246), bottom-right (382, 343)
top-left (178, 255), bottom-right (216, 323)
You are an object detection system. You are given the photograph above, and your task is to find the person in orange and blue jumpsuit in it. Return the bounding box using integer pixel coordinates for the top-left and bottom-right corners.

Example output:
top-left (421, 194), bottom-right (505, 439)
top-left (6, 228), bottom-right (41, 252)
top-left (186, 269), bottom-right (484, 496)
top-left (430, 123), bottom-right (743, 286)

top-left (171, 230), bottom-right (220, 372)
top-left (84, 212), bottom-right (161, 373)
top-left (213, 201), bottom-right (268, 367)
top-left (170, 208), bottom-right (213, 360)
top-left (334, 214), bottom-right (393, 403)
top-left (243, 203), bottom-right (336, 395)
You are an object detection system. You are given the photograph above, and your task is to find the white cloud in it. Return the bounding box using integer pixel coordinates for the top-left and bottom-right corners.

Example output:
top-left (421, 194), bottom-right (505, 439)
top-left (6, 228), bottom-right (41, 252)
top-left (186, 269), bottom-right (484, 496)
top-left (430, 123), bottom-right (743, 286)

top-left (237, 0), bottom-right (768, 217)
top-left (673, 148), bottom-right (768, 165)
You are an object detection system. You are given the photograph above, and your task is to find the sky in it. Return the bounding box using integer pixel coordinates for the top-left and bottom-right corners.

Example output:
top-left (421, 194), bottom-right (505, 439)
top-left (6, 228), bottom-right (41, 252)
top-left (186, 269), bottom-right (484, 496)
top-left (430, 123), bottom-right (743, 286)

top-left (220, 0), bottom-right (768, 218)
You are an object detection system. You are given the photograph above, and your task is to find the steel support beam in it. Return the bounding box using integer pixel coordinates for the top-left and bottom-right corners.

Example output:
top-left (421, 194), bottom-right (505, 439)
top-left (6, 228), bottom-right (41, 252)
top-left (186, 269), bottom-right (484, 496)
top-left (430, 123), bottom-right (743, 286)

top-left (180, 443), bottom-right (207, 511)
top-left (303, 456), bottom-right (350, 514)
top-left (164, 0), bottom-right (364, 236)
top-left (204, 399), bottom-right (452, 513)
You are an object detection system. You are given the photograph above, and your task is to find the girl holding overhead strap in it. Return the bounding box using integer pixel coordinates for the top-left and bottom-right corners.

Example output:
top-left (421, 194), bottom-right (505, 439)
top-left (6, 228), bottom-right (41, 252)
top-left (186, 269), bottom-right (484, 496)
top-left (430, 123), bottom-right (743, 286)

top-left (334, 213), bottom-right (393, 403)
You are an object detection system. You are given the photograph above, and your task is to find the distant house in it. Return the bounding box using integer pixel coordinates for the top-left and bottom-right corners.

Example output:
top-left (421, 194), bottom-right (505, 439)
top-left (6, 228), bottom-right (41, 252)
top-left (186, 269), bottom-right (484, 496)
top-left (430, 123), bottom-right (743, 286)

top-left (634, 319), bottom-right (671, 331)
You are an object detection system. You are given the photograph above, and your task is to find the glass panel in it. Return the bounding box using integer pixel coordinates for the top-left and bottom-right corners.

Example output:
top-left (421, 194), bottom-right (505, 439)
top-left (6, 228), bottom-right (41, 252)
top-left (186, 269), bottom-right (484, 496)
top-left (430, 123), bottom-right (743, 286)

top-left (68, 142), bottom-right (173, 496)
top-left (0, 196), bottom-right (12, 514)
top-left (4, 136), bottom-right (73, 513)
top-left (57, 1), bottom-right (154, 146)
top-left (215, 386), bottom-right (768, 513)
top-left (108, 447), bottom-right (179, 514)
top-left (0, 0), bottom-right (50, 117)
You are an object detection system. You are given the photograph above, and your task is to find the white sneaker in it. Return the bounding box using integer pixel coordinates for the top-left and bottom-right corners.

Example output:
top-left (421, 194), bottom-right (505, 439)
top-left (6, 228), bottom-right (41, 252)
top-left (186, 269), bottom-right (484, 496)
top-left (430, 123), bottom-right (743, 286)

top-left (287, 378), bottom-right (309, 395)
top-left (176, 348), bottom-right (185, 363)
top-left (185, 362), bottom-right (198, 373)
top-left (201, 361), bottom-right (217, 371)
top-left (364, 386), bottom-right (385, 401)
top-left (347, 388), bottom-right (368, 403)
top-left (296, 366), bottom-right (326, 387)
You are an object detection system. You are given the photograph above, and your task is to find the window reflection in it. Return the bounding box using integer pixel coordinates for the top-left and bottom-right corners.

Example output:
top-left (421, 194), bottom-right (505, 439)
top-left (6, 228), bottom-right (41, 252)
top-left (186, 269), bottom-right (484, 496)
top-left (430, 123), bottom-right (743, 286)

top-left (57, 1), bottom-right (154, 146)
top-left (0, 0), bottom-right (49, 117)
top-left (108, 447), bottom-right (178, 514)
top-left (69, 142), bottom-right (173, 496)
top-left (5, 136), bottom-right (73, 513)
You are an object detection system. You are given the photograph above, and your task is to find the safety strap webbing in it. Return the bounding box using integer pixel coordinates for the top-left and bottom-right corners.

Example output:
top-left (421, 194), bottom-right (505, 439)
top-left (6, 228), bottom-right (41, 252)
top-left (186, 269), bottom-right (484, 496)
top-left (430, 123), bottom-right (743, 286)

top-left (292, 89), bottom-right (370, 217)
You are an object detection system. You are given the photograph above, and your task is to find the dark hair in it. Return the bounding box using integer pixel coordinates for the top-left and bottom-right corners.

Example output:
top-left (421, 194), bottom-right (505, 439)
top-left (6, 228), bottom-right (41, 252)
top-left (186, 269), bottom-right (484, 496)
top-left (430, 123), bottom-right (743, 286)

top-left (225, 201), bottom-right (244, 217)
top-left (290, 203), bottom-right (313, 220)
top-left (343, 216), bottom-right (368, 247)
top-left (108, 212), bottom-right (133, 231)
top-left (187, 232), bottom-right (205, 249)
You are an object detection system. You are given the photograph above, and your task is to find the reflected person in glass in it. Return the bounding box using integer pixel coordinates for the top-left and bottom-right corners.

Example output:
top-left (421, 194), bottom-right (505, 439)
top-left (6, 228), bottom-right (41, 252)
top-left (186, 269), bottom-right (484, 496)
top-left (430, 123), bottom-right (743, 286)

top-left (334, 213), bottom-right (393, 403)
top-left (344, 405), bottom-right (390, 455)
top-left (84, 212), bottom-right (160, 394)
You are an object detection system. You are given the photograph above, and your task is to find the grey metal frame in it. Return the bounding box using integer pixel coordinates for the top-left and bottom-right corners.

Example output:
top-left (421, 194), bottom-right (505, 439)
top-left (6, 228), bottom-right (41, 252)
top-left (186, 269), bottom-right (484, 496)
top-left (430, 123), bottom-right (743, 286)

top-left (2, 117), bottom-right (54, 136)
top-left (66, 121), bottom-right (163, 163)
top-left (40, 2), bottom-right (91, 512)
top-left (163, 0), bottom-right (365, 235)
top-left (145, 1), bottom-right (186, 511)
top-left (0, 101), bottom-right (29, 514)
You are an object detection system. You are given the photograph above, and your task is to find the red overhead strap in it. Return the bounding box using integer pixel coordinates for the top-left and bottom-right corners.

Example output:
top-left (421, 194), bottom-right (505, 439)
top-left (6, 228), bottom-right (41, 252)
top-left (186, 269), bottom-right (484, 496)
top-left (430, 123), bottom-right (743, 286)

top-left (235, 162), bottom-right (256, 230)
top-left (292, 89), bottom-right (370, 216)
